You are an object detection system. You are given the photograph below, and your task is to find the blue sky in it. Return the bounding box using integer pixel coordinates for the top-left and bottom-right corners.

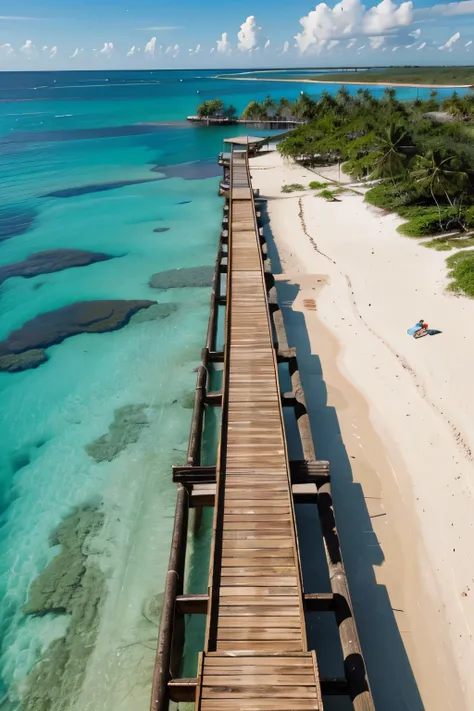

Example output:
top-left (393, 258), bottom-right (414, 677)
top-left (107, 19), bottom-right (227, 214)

top-left (1, 0), bottom-right (474, 69)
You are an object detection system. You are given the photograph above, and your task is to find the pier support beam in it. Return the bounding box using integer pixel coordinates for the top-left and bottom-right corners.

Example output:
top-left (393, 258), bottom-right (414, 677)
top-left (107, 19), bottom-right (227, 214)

top-left (150, 485), bottom-right (188, 711)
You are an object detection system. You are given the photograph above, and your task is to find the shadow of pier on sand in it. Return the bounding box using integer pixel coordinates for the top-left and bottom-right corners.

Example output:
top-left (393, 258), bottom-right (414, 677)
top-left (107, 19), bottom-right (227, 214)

top-left (259, 198), bottom-right (425, 711)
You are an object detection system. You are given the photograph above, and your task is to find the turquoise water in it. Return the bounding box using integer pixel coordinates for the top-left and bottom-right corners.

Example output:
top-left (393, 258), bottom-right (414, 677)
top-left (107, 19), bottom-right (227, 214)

top-left (0, 69), bottom-right (465, 710)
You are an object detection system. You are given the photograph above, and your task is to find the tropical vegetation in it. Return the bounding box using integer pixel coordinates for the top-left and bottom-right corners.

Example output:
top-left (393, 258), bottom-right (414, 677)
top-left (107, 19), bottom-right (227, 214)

top-left (446, 250), bottom-right (474, 297)
top-left (276, 87), bottom-right (474, 237)
top-left (196, 99), bottom-right (237, 119)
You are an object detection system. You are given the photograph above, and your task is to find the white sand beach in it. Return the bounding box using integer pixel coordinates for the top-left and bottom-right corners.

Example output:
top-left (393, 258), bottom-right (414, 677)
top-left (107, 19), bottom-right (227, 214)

top-left (251, 151), bottom-right (474, 710)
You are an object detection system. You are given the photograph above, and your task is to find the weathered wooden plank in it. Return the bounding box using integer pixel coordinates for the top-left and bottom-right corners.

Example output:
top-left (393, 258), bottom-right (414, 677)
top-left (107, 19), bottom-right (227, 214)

top-left (216, 596), bottom-right (298, 606)
top-left (204, 655), bottom-right (312, 666)
top-left (220, 567), bottom-right (296, 576)
top-left (202, 686), bottom-right (318, 698)
top-left (220, 576), bottom-right (298, 587)
top-left (219, 587), bottom-right (298, 597)
top-left (217, 617), bottom-right (301, 628)
top-left (215, 641), bottom-right (304, 653)
top-left (200, 700), bottom-right (319, 711)
top-left (218, 606), bottom-right (301, 617)
top-left (216, 629), bottom-right (302, 641)
top-left (221, 538), bottom-right (294, 549)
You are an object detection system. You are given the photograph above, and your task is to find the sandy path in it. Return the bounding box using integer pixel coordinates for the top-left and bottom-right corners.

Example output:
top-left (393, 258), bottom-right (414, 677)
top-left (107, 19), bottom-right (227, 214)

top-left (251, 152), bottom-right (474, 710)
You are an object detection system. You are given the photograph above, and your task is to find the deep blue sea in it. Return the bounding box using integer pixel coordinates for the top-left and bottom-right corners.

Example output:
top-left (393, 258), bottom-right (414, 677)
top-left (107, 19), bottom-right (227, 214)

top-left (0, 68), bottom-right (463, 711)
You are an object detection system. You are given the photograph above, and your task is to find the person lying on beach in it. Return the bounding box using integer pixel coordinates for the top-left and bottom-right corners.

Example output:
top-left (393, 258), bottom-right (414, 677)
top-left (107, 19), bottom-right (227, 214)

top-left (407, 319), bottom-right (442, 339)
top-left (407, 319), bottom-right (429, 338)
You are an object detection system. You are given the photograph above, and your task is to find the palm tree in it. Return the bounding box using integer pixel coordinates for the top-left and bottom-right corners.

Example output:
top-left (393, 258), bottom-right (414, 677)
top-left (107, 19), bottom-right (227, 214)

top-left (410, 151), bottom-right (470, 228)
top-left (336, 85), bottom-right (351, 106)
top-left (292, 93), bottom-right (318, 121)
top-left (241, 100), bottom-right (264, 120)
top-left (318, 91), bottom-right (337, 114)
top-left (260, 94), bottom-right (277, 120)
top-left (276, 97), bottom-right (293, 120)
top-left (382, 87), bottom-right (397, 103)
top-left (371, 124), bottom-right (409, 180)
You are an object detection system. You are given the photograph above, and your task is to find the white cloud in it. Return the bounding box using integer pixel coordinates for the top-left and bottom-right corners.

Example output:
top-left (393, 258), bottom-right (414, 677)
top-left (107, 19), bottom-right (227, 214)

top-left (466, 39), bottom-right (473, 45)
top-left (0, 43), bottom-right (14, 55)
top-left (49, 46), bottom-right (57, 59)
top-left (217, 31), bottom-right (231, 54)
top-left (392, 44), bottom-right (400, 50)
top-left (99, 42), bottom-right (114, 56)
top-left (282, 40), bottom-right (290, 53)
top-left (417, 41), bottom-right (427, 49)
top-left (295, 0), bottom-right (413, 54)
top-left (20, 39), bottom-right (36, 56)
top-left (357, 44), bottom-right (366, 50)
top-left (364, 0), bottom-right (413, 33)
top-left (409, 28), bottom-right (421, 38)
top-left (369, 35), bottom-right (385, 48)
top-left (172, 43), bottom-right (180, 57)
top-left (70, 48), bottom-right (79, 58)
top-left (126, 46), bottom-right (136, 56)
top-left (210, 47), bottom-right (215, 54)
top-left (42, 45), bottom-right (48, 51)
top-left (439, 31), bottom-right (461, 49)
top-left (164, 46), bottom-right (172, 55)
top-left (264, 39), bottom-right (271, 49)
top-left (237, 15), bottom-right (262, 52)
top-left (144, 37), bottom-right (157, 57)
top-left (428, 1), bottom-right (474, 16)
top-left (347, 37), bottom-right (357, 47)
top-left (189, 44), bottom-right (201, 55)
top-left (327, 39), bottom-right (340, 49)
top-left (0, 16), bottom-right (38, 20)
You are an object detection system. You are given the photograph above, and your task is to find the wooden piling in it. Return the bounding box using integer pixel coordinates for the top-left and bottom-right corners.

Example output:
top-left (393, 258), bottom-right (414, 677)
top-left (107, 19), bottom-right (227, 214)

top-left (150, 485), bottom-right (188, 711)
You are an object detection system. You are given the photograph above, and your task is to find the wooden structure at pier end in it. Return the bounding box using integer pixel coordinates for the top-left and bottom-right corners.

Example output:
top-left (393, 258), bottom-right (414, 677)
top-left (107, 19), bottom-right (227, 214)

top-left (150, 147), bottom-right (376, 711)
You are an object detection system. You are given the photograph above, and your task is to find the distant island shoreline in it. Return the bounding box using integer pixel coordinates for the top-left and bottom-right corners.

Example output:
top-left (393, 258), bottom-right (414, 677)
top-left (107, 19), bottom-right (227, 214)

top-left (215, 75), bottom-right (473, 89)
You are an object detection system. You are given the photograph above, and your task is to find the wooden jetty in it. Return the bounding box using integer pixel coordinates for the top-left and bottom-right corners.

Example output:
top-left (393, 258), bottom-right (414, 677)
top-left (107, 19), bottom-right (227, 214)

top-left (186, 116), bottom-right (304, 129)
top-left (150, 150), bottom-right (375, 711)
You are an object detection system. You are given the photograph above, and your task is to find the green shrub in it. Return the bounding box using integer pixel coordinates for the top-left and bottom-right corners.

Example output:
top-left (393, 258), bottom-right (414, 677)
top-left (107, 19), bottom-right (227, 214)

top-left (423, 238), bottom-right (453, 251)
top-left (281, 183), bottom-right (305, 193)
top-left (424, 235), bottom-right (474, 251)
top-left (317, 189), bottom-right (337, 201)
top-left (446, 250), bottom-right (474, 297)
top-left (309, 181), bottom-right (329, 189)
top-left (397, 206), bottom-right (466, 237)
top-left (365, 180), bottom-right (415, 211)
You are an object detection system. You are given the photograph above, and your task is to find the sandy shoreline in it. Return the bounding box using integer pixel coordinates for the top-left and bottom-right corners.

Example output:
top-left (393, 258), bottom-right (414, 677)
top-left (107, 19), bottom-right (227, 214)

top-left (216, 75), bottom-right (472, 89)
top-left (251, 152), bottom-right (474, 709)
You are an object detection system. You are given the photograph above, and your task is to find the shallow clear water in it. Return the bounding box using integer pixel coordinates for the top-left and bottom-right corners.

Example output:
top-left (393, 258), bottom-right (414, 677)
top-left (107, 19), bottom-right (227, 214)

top-left (0, 68), bottom-right (465, 710)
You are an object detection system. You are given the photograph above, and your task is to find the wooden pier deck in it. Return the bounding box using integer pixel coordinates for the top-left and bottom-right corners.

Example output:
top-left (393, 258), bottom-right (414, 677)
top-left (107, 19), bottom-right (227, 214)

top-left (150, 149), bottom-right (374, 711)
top-left (197, 153), bottom-right (322, 709)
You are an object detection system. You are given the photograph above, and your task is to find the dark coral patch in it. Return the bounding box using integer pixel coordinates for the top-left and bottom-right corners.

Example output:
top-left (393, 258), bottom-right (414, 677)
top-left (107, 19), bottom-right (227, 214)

top-left (0, 299), bottom-right (156, 373)
top-left (149, 265), bottom-right (214, 289)
top-left (153, 160), bottom-right (222, 181)
top-left (153, 227), bottom-right (170, 233)
top-left (85, 404), bottom-right (149, 462)
top-left (0, 249), bottom-right (113, 286)
top-left (42, 178), bottom-right (160, 198)
top-left (0, 204), bottom-right (36, 242)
